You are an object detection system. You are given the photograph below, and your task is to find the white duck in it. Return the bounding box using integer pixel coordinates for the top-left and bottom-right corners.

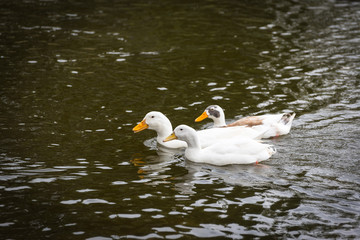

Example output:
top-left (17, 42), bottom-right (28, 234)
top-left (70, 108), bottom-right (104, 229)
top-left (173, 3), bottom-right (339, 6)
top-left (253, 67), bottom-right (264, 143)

top-left (133, 111), bottom-right (266, 149)
top-left (195, 105), bottom-right (296, 138)
top-left (164, 125), bottom-right (276, 165)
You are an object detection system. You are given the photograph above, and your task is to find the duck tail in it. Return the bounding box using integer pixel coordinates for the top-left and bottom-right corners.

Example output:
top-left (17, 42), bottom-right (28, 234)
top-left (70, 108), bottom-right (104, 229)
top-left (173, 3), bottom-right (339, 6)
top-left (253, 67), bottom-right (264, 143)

top-left (280, 112), bottom-right (296, 125)
top-left (268, 145), bottom-right (277, 156)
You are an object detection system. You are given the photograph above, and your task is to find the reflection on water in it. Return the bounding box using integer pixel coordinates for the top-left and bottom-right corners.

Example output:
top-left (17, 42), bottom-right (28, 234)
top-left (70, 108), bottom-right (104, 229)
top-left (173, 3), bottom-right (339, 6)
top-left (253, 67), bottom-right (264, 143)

top-left (1, 0), bottom-right (360, 239)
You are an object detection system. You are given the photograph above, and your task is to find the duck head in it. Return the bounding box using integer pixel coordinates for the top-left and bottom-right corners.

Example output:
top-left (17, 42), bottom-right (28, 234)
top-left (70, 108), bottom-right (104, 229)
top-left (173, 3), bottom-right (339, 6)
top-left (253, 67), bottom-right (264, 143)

top-left (195, 105), bottom-right (226, 127)
top-left (132, 111), bottom-right (173, 134)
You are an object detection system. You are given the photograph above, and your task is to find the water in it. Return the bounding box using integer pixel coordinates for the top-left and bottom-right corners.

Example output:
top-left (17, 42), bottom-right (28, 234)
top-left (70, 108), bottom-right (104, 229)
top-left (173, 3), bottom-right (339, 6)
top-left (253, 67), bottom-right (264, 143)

top-left (1, 0), bottom-right (359, 239)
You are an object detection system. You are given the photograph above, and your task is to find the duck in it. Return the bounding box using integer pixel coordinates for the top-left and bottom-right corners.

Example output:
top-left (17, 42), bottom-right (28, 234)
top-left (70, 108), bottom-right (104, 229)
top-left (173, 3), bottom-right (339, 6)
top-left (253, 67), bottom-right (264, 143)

top-left (195, 105), bottom-right (295, 138)
top-left (132, 111), bottom-right (266, 149)
top-left (164, 124), bottom-right (276, 165)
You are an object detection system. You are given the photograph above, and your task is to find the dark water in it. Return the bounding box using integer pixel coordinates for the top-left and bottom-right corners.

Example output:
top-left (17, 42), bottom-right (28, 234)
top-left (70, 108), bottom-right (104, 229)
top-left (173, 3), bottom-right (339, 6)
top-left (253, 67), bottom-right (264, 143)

top-left (1, 0), bottom-right (359, 239)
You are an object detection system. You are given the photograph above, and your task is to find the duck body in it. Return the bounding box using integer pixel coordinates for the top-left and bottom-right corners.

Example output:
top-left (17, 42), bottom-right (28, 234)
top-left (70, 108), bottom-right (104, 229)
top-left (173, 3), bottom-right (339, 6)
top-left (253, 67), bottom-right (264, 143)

top-left (196, 105), bottom-right (295, 138)
top-left (164, 125), bottom-right (276, 165)
top-left (133, 111), bottom-right (264, 150)
top-left (196, 125), bottom-right (265, 147)
top-left (248, 113), bottom-right (296, 138)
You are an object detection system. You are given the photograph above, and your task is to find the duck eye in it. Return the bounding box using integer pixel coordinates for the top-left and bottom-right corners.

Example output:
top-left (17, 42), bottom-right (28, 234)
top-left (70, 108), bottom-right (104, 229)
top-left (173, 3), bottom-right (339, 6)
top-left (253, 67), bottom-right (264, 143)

top-left (151, 116), bottom-right (155, 118)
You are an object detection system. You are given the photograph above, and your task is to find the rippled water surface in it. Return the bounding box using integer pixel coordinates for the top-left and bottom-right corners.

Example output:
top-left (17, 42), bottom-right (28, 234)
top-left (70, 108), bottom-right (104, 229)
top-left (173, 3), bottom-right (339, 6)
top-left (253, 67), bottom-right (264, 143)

top-left (1, 0), bottom-right (359, 239)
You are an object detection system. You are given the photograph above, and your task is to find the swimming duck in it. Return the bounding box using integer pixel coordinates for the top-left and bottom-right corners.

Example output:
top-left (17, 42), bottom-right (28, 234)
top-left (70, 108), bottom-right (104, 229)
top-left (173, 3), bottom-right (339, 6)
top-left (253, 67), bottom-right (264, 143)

top-left (133, 111), bottom-right (265, 149)
top-left (195, 105), bottom-right (295, 138)
top-left (164, 124), bottom-right (276, 165)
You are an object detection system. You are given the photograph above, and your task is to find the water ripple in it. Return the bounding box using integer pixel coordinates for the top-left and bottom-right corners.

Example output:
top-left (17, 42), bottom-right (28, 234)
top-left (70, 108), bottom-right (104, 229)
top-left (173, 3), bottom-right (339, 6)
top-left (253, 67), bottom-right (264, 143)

top-left (82, 199), bottom-right (115, 205)
top-left (1, 1), bottom-right (360, 239)
top-left (109, 213), bottom-right (141, 219)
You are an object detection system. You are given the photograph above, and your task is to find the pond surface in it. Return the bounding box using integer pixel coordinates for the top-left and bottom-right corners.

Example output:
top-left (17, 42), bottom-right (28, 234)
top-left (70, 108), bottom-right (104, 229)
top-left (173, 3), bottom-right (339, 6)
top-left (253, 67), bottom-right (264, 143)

top-left (1, 0), bottom-right (360, 239)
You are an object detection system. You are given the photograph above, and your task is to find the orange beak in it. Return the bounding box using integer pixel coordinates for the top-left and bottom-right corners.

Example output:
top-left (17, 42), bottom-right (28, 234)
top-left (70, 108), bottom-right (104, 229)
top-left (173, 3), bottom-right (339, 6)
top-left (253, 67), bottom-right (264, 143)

top-left (163, 132), bottom-right (177, 142)
top-left (132, 119), bottom-right (149, 133)
top-left (195, 111), bottom-right (209, 122)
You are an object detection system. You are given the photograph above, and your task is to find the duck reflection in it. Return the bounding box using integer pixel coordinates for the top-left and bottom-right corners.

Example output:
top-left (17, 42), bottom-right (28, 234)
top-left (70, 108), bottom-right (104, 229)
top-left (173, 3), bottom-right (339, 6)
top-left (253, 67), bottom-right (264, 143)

top-left (130, 143), bottom-right (184, 182)
top-left (173, 161), bottom-right (275, 196)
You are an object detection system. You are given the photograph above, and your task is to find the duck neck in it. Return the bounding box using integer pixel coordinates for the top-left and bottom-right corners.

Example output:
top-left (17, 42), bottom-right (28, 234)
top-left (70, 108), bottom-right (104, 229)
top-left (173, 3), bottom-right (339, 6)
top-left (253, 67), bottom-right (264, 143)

top-left (156, 122), bottom-right (173, 141)
top-left (184, 133), bottom-right (201, 150)
top-left (213, 116), bottom-right (226, 127)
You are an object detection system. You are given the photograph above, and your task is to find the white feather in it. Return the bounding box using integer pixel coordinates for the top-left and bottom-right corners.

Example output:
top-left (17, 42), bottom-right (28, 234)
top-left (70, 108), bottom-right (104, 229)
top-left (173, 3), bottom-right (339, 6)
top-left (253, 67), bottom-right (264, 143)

top-left (168, 125), bottom-right (276, 165)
